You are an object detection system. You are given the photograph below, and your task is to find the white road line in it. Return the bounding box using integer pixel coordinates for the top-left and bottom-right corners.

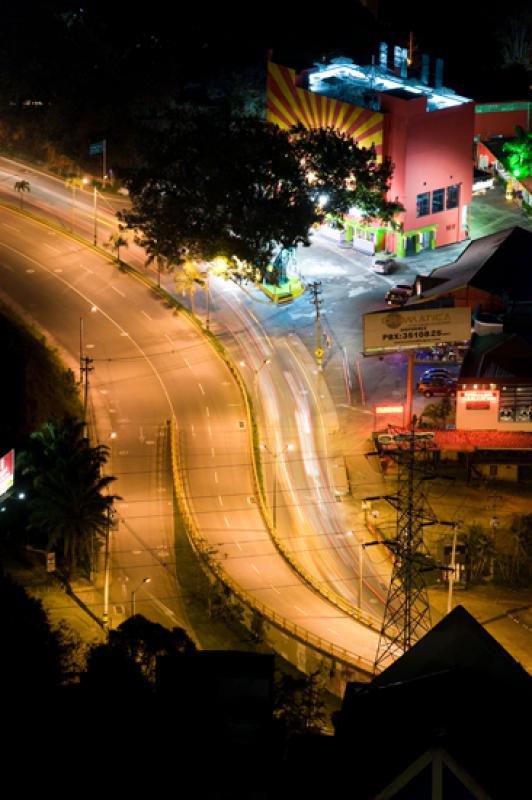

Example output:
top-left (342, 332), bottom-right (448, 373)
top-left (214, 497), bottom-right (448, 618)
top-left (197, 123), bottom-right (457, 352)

top-left (198, 383), bottom-right (205, 395)
top-left (190, 424), bottom-right (195, 437)
top-left (327, 627), bottom-right (339, 635)
top-left (208, 425), bottom-right (212, 437)
top-left (164, 333), bottom-right (173, 346)
top-left (224, 516), bottom-right (231, 528)
top-left (141, 310), bottom-right (152, 321)
top-left (1, 263), bottom-right (14, 271)
top-left (218, 495), bottom-right (224, 507)
top-left (293, 605), bottom-right (307, 616)
top-left (2, 223), bottom-right (20, 232)
top-left (251, 563), bottom-right (261, 575)
top-left (183, 357), bottom-right (191, 368)
top-left (235, 541), bottom-right (242, 551)
top-left (205, 407), bottom-right (210, 417)
top-left (111, 285), bottom-right (126, 297)
top-left (214, 471), bottom-right (219, 483)
top-left (43, 243), bottom-right (61, 254)
top-left (270, 584), bottom-right (281, 595)
top-left (211, 448), bottom-right (216, 457)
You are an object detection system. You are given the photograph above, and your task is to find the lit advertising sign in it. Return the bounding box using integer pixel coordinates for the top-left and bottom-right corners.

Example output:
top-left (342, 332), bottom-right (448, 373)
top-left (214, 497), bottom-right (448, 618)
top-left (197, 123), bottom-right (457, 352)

top-left (0, 449), bottom-right (14, 498)
top-left (375, 405), bottom-right (404, 414)
top-left (363, 307), bottom-right (471, 353)
top-left (459, 391), bottom-right (497, 401)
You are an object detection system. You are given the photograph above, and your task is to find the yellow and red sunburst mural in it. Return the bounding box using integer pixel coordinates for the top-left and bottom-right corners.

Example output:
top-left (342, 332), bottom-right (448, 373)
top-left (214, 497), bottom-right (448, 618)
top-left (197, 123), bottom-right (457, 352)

top-left (267, 61), bottom-right (383, 158)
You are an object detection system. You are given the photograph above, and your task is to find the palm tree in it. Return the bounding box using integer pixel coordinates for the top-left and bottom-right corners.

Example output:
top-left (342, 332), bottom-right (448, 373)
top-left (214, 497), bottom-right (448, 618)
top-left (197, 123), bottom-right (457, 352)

top-left (107, 229), bottom-right (129, 264)
top-left (174, 260), bottom-right (207, 318)
top-left (14, 179), bottom-right (30, 210)
top-left (20, 418), bottom-right (120, 579)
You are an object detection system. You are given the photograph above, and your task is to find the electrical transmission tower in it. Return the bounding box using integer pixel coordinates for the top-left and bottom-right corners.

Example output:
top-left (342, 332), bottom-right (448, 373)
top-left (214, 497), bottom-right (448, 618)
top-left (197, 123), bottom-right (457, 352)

top-left (373, 425), bottom-right (440, 673)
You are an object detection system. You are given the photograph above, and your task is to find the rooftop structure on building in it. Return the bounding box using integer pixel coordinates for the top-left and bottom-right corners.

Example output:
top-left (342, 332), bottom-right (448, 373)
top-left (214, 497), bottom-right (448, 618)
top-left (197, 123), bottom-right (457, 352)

top-left (304, 45), bottom-right (472, 113)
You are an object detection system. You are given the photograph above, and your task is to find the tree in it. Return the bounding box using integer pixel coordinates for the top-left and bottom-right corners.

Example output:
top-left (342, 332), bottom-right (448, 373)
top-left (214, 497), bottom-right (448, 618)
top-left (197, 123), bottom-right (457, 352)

top-left (14, 179), bottom-right (30, 210)
top-left (19, 417), bottom-right (120, 579)
top-left (273, 668), bottom-right (328, 736)
top-left (503, 125), bottom-right (532, 177)
top-left (107, 229), bottom-right (129, 264)
top-left (420, 396), bottom-right (453, 429)
top-left (121, 112), bottom-right (401, 285)
top-left (0, 572), bottom-right (63, 695)
top-left (462, 523), bottom-right (495, 583)
top-left (291, 124), bottom-right (403, 224)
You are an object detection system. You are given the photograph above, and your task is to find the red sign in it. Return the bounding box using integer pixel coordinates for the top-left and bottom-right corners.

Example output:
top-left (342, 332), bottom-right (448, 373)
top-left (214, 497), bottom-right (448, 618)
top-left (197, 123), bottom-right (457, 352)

top-left (0, 449), bottom-right (14, 497)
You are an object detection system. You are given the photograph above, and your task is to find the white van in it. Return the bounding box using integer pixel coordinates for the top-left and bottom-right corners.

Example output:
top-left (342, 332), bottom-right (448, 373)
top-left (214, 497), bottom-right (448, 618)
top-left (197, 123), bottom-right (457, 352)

top-left (371, 256), bottom-right (397, 274)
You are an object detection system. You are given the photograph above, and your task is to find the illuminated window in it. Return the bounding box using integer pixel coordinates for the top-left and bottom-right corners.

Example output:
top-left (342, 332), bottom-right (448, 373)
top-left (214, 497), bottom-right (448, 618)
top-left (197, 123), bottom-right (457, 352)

top-left (447, 184), bottom-right (460, 209)
top-left (416, 192), bottom-right (430, 217)
top-left (432, 188), bottom-right (445, 213)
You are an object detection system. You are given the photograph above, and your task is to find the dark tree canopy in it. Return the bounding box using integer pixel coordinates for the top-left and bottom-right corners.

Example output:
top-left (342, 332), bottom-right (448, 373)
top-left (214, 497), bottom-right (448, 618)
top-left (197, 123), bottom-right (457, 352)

top-left (122, 114), bottom-right (402, 284)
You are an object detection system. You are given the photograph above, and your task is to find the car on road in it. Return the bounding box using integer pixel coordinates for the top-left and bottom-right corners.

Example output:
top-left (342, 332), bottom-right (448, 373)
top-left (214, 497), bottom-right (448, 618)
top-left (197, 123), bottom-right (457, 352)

top-left (385, 284), bottom-right (414, 305)
top-left (416, 376), bottom-right (457, 397)
top-left (371, 256), bottom-right (398, 274)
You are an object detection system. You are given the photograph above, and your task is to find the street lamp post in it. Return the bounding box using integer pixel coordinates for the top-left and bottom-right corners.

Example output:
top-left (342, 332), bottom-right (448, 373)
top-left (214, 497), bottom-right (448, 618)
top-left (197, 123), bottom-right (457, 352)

top-left (131, 577), bottom-right (151, 617)
top-left (260, 442), bottom-right (293, 529)
top-left (83, 178), bottom-right (98, 246)
top-left (253, 358), bottom-right (272, 398)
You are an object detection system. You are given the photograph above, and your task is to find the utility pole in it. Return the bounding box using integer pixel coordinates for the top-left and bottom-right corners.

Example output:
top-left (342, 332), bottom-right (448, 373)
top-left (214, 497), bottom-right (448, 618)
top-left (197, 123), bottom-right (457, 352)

top-left (80, 355), bottom-right (94, 430)
top-left (308, 280), bottom-right (324, 369)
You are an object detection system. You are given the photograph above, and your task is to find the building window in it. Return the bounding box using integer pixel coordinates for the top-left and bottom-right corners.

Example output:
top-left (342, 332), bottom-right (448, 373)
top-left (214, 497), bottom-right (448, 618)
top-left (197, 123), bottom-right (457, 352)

top-left (447, 184), bottom-right (460, 209)
top-left (432, 188), bottom-right (444, 213)
top-left (416, 192), bottom-right (430, 217)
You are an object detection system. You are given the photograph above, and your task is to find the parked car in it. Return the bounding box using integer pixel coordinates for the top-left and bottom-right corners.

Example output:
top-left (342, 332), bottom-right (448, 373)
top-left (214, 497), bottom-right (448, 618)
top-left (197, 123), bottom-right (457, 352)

top-left (416, 376), bottom-right (457, 397)
top-left (372, 256), bottom-right (398, 274)
top-left (419, 367), bottom-right (454, 381)
top-left (385, 284), bottom-right (414, 305)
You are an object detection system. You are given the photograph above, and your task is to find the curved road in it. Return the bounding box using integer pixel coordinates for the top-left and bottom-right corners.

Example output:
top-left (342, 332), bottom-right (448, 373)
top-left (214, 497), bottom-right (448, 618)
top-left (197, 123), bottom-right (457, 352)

top-left (0, 205), bottom-right (383, 669)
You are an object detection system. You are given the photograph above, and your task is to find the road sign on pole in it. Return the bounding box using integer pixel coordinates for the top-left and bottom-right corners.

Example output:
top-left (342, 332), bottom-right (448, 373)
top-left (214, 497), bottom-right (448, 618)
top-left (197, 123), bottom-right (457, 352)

top-left (46, 552), bottom-right (56, 572)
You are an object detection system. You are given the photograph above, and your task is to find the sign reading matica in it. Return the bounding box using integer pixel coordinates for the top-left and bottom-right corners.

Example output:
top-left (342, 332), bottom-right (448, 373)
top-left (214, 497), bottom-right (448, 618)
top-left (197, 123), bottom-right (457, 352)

top-left (363, 306), bottom-right (471, 353)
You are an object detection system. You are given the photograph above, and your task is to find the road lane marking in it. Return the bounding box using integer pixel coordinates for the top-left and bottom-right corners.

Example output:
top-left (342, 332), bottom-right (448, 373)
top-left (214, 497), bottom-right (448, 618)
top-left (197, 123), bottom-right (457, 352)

top-left (214, 471), bottom-right (219, 483)
top-left (224, 516), bottom-right (231, 528)
top-left (190, 424), bottom-right (195, 437)
top-left (183, 357), bottom-right (191, 368)
top-left (111, 285), bottom-right (125, 297)
top-left (205, 406), bottom-right (210, 417)
top-left (211, 448), bottom-right (216, 457)
top-left (141, 310), bottom-right (152, 321)
top-left (235, 541), bottom-right (242, 551)
top-left (43, 243), bottom-right (61, 254)
top-left (164, 333), bottom-right (173, 346)
top-left (293, 605), bottom-right (307, 616)
top-left (2, 223), bottom-right (20, 232)
top-left (218, 495), bottom-right (224, 507)
top-left (25, 269), bottom-right (35, 273)
top-left (251, 563), bottom-right (261, 575)
top-left (198, 383), bottom-right (205, 395)
top-left (270, 585), bottom-right (281, 595)
top-left (208, 425), bottom-right (212, 437)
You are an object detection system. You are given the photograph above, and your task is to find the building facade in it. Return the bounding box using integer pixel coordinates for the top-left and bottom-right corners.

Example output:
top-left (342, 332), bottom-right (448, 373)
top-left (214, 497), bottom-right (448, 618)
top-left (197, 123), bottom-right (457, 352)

top-left (267, 48), bottom-right (475, 257)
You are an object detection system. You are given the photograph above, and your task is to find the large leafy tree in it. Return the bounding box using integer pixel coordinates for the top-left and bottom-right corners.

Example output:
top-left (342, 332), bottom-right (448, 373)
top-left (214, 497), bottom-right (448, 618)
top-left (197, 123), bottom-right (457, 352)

top-left (291, 125), bottom-right (403, 223)
top-left (19, 417), bottom-right (119, 579)
top-left (121, 113), bottom-right (402, 285)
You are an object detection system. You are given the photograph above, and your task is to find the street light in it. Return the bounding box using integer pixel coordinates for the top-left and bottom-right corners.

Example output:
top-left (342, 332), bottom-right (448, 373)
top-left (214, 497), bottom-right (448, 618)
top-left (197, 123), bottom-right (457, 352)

top-left (83, 177), bottom-right (98, 246)
top-left (254, 358), bottom-right (272, 397)
top-left (131, 577), bottom-right (151, 617)
top-left (447, 523), bottom-right (460, 614)
top-left (260, 442), bottom-right (294, 529)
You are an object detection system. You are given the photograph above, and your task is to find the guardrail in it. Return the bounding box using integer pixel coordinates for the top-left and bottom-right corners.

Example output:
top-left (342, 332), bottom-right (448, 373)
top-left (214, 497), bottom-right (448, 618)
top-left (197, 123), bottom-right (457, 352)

top-left (169, 417), bottom-right (374, 675)
top-left (0, 196), bottom-right (380, 666)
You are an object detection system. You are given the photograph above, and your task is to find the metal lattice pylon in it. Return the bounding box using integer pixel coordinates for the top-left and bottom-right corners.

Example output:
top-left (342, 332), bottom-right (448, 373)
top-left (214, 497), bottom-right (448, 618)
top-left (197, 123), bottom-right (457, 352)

top-left (374, 429), bottom-right (438, 673)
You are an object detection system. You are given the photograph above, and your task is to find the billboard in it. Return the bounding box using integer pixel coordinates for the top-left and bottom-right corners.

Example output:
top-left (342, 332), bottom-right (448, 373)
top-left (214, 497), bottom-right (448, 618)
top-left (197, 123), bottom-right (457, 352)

top-left (0, 449), bottom-right (14, 498)
top-left (363, 306), bottom-right (471, 354)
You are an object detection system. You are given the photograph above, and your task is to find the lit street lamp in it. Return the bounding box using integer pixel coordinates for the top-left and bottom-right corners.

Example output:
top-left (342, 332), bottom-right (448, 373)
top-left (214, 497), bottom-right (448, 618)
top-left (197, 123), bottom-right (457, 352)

top-left (131, 576), bottom-right (151, 617)
top-left (260, 442), bottom-right (294, 529)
